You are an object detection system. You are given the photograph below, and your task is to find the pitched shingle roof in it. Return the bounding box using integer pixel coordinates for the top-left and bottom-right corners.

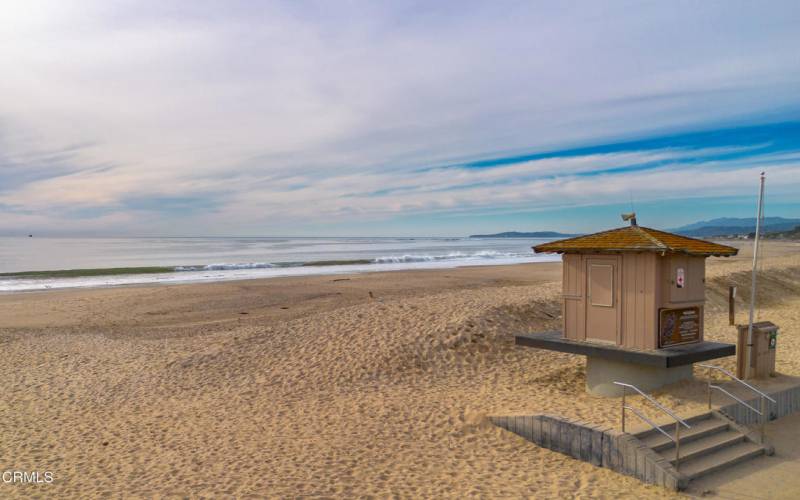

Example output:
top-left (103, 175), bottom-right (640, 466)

top-left (532, 225), bottom-right (738, 257)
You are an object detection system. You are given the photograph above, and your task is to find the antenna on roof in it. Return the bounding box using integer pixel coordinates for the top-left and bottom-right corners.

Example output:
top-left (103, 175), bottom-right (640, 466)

top-left (621, 212), bottom-right (637, 226)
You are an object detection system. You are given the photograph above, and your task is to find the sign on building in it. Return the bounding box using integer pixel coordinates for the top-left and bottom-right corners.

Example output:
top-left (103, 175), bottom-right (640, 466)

top-left (659, 306), bottom-right (700, 347)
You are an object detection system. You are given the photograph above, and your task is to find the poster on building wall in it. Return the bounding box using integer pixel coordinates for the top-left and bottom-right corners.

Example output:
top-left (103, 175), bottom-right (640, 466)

top-left (659, 306), bottom-right (700, 347)
top-left (676, 267), bottom-right (685, 288)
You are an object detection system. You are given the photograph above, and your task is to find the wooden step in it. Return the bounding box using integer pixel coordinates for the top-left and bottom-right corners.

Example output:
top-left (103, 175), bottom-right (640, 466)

top-left (660, 429), bottom-right (745, 464)
top-left (633, 412), bottom-right (713, 441)
top-left (639, 417), bottom-right (729, 452)
top-left (677, 441), bottom-right (766, 480)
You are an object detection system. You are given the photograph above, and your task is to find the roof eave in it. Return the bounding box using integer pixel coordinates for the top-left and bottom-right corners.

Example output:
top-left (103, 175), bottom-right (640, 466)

top-left (532, 247), bottom-right (738, 257)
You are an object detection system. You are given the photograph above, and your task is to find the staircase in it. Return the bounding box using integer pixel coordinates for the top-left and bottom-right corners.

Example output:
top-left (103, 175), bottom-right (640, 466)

top-left (633, 412), bottom-right (770, 482)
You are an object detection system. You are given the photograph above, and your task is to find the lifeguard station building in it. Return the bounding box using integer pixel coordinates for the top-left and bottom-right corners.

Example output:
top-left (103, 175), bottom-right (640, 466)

top-left (517, 217), bottom-right (739, 396)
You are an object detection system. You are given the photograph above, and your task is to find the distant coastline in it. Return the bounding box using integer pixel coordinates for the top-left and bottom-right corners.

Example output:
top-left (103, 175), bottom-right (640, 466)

top-left (671, 216), bottom-right (800, 238)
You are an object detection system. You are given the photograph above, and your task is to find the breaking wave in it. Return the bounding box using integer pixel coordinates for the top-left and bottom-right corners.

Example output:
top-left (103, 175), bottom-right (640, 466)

top-left (175, 262), bottom-right (275, 271)
top-left (172, 251), bottom-right (533, 271)
top-left (371, 250), bottom-right (527, 264)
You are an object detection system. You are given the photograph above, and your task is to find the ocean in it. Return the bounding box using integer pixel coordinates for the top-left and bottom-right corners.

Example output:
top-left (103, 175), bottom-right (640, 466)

top-left (0, 236), bottom-right (561, 292)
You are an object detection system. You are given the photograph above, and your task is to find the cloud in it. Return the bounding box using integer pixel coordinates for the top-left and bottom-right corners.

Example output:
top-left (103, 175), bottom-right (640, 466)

top-left (0, 1), bottom-right (799, 234)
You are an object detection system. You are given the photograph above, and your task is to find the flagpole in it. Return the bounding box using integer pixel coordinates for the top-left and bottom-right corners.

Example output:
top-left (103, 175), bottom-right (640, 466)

top-left (745, 172), bottom-right (765, 376)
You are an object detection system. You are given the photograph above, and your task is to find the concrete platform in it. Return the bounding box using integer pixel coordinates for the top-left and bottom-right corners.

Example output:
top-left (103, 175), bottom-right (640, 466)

top-left (516, 331), bottom-right (736, 396)
top-left (515, 331), bottom-right (735, 368)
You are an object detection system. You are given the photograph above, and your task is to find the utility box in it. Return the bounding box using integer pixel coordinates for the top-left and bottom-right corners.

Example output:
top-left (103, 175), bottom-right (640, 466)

top-left (737, 321), bottom-right (778, 379)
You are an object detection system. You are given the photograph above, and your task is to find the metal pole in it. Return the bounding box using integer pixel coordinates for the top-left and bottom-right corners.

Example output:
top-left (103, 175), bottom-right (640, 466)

top-left (745, 172), bottom-right (765, 378)
top-left (621, 387), bottom-right (626, 432)
top-left (707, 380), bottom-right (712, 410)
top-left (761, 396), bottom-right (767, 444)
top-left (675, 423), bottom-right (681, 472)
top-left (728, 285), bottom-right (736, 326)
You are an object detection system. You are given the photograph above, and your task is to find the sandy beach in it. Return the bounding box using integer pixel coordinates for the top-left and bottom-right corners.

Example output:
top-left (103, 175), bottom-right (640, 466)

top-left (1, 241), bottom-right (798, 498)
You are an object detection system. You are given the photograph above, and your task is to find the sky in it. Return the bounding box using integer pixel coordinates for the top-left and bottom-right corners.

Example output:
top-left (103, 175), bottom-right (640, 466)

top-left (1, 1), bottom-right (799, 237)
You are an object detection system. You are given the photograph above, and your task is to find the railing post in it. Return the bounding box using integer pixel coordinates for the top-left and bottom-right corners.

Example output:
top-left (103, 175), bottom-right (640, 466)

top-left (675, 422), bottom-right (681, 472)
top-left (760, 396), bottom-right (767, 444)
top-left (621, 386), bottom-right (626, 432)
top-left (707, 380), bottom-right (712, 410)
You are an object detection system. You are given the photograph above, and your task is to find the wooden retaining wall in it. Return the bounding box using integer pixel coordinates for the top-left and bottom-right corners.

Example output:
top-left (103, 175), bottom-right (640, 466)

top-left (490, 414), bottom-right (686, 491)
top-left (719, 382), bottom-right (800, 425)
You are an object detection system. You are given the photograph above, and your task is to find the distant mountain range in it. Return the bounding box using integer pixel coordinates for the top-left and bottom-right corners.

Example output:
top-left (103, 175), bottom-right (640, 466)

top-left (671, 217), bottom-right (800, 237)
top-left (469, 231), bottom-right (579, 238)
top-left (470, 217), bottom-right (800, 240)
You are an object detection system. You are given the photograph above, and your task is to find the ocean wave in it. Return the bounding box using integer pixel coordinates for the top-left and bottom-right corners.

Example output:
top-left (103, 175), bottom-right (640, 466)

top-left (372, 250), bottom-right (528, 264)
top-left (1, 252), bottom-right (559, 292)
top-left (174, 262), bottom-right (275, 271)
top-left (171, 251), bottom-right (532, 271)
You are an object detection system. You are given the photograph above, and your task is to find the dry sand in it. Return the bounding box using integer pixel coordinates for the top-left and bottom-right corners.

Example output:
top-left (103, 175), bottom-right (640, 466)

top-left (1, 241), bottom-right (798, 498)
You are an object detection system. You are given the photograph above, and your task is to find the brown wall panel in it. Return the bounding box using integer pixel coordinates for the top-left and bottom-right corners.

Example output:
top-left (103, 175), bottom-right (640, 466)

top-left (619, 253), bottom-right (659, 349)
top-left (562, 254), bottom-right (584, 340)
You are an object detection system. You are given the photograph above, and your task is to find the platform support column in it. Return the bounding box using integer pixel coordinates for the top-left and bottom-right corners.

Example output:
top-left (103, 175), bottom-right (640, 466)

top-left (586, 357), bottom-right (693, 397)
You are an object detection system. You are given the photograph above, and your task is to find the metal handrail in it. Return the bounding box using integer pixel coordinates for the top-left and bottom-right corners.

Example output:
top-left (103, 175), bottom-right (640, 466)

top-left (613, 382), bottom-right (691, 428)
top-left (699, 363), bottom-right (775, 443)
top-left (625, 406), bottom-right (675, 442)
top-left (708, 384), bottom-right (760, 414)
top-left (698, 364), bottom-right (777, 403)
top-left (613, 381), bottom-right (690, 471)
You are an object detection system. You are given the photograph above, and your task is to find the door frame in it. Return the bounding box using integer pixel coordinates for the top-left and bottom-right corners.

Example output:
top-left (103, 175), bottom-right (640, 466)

top-left (584, 255), bottom-right (622, 345)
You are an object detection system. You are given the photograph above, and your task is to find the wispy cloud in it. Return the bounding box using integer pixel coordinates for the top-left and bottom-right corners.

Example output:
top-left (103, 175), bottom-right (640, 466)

top-left (1, 1), bottom-right (799, 235)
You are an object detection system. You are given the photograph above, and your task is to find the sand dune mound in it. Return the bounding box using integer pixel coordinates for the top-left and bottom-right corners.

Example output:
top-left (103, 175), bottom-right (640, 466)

top-left (706, 263), bottom-right (800, 311)
top-left (164, 284), bottom-right (562, 394)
